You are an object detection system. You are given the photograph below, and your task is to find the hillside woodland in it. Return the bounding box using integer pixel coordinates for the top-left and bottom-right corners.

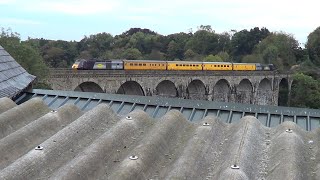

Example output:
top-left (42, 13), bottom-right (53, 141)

top-left (1, 26), bottom-right (320, 108)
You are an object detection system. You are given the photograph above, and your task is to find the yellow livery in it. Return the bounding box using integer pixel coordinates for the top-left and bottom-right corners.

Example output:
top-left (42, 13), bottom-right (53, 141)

top-left (167, 61), bottom-right (202, 71)
top-left (233, 63), bottom-right (256, 71)
top-left (123, 60), bottom-right (166, 70)
top-left (203, 62), bottom-right (233, 70)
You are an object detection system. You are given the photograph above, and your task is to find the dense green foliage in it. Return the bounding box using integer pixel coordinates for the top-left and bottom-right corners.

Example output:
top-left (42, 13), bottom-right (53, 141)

top-left (1, 25), bottom-right (320, 108)
top-left (290, 73), bottom-right (320, 109)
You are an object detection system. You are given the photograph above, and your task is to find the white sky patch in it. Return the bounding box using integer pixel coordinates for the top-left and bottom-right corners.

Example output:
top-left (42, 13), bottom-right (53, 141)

top-left (21, 0), bottom-right (120, 15)
top-left (1, 0), bottom-right (319, 43)
top-left (0, 0), bottom-right (15, 4)
top-left (0, 17), bottom-right (42, 25)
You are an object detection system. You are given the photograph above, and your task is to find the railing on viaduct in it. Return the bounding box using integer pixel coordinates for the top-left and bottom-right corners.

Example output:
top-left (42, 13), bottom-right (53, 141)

top-left (46, 68), bottom-right (292, 106)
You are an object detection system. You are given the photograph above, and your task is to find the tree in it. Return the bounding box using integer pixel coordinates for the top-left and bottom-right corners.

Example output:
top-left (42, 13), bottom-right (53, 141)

top-left (254, 32), bottom-right (299, 71)
top-left (122, 48), bottom-right (142, 59)
top-left (163, 32), bottom-right (190, 60)
top-left (241, 54), bottom-right (263, 63)
top-left (185, 28), bottom-right (219, 55)
top-left (78, 32), bottom-right (113, 58)
top-left (306, 26), bottom-right (320, 65)
top-left (184, 49), bottom-right (197, 60)
top-left (167, 40), bottom-right (179, 60)
top-left (290, 73), bottom-right (320, 108)
top-left (147, 49), bottom-right (165, 60)
top-left (203, 54), bottom-right (223, 62)
top-left (230, 27), bottom-right (270, 62)
top-left (217, 51), bottom-right (230, 62)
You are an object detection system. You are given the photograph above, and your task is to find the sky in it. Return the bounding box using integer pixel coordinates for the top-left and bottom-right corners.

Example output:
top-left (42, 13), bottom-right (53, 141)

top-left (0, 0), bottom-right (319, 46)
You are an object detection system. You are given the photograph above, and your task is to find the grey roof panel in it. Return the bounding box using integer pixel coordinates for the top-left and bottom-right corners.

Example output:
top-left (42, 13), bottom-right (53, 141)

top-left (1, 97), bottom-right (320, 179)
top-left (16, 89), bottom-right (320, 131)
top-left (0, 45), bottom-right (36, 98)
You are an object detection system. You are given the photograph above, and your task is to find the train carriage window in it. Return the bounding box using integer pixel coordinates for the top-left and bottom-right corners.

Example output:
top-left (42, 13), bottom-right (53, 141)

top-left (214, 65), bottom-right (216, 67)
top-left (143, 64), bottom-right (146, 66)
top-left (130, 63), bottom-right (133, 65)
top-left (176, 64), bottom-right (178, 66)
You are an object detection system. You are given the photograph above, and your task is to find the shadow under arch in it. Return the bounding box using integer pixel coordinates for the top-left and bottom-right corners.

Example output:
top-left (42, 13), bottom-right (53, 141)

top-left (187, 79), bottom-right (207, 100)
top-left (155, 80), bottom-right (177, 98)
top-left (212, 79), bottom-right (231, 102)
top-left (74, 81), bottom-right (104, 93)
top-left (256, 78), bottom-right (272, 105)
top-left (278, 78), bottom-right (289, 106)
top-left (236, 79), bottom-right (253, 104)
top-left (116, 81), bottom-right (145, 96)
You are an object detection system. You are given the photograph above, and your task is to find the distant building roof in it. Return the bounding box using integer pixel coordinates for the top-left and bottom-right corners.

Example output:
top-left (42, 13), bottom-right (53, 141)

top-left (0, 96), bottom-right (318, 179)
top-left (0, 45), bottom-right (35, 98)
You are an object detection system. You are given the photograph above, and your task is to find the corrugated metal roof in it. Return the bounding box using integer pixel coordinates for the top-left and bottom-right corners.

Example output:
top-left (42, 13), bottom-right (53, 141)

top-left (0, 45), bottom-right (36, 98)
top-left (16, 89), bottom-right (320, 131)
top-left (1, 96), bottom-right (319, 179)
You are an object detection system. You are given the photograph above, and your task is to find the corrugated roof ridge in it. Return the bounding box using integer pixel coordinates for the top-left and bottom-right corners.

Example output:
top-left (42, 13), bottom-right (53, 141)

top-left (108, 109), bottom-right (194, 179)
top-left (166, 116), bottom-right (226, 179)
top-left (0, 98), bottom-right (50, 139)
top-left (267, 125), bottom-right (310, 179)
top-left (207, 116), bottom-right (266, 179)
top-left (0, 104), bottom-right (82, 170)
top-left (0, 103), bottom-right (119, 179)
top-left (50, 109), bottom-right (154, 179)
top-left (0, 97), bottom-right (16, 113)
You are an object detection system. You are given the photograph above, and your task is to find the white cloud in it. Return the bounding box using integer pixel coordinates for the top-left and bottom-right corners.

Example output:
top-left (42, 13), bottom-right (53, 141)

top-left (0, 17), bottom-right (42, 25)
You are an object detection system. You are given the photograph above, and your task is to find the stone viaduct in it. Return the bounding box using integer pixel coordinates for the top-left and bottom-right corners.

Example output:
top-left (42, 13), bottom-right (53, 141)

top-left (46, 69), bottom-right (292, 106)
